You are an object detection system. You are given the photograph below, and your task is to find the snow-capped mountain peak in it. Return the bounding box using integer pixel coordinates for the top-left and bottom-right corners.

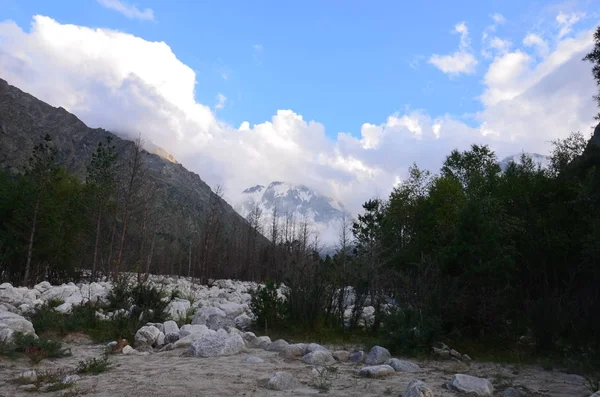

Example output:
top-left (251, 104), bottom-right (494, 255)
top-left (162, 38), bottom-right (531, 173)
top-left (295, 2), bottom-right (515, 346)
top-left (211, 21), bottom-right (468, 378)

top-left (234, 181), bottom-right (352, 249)
top-left (498, 152), bottom-right (551, 171)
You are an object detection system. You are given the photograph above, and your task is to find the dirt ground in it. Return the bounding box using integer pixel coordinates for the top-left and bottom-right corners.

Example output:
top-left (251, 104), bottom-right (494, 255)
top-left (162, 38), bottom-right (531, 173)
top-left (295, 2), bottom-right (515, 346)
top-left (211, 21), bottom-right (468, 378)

top-left (0, 335), bottom-right (591, 397)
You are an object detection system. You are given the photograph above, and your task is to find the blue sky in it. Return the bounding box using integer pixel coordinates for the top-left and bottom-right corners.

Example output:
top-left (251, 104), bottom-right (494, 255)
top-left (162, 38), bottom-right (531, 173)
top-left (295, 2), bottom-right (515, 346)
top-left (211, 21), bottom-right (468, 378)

top-left (5, 0), bottom-right (595, 136)
top-left (0, 0), bottom-right (599, 219)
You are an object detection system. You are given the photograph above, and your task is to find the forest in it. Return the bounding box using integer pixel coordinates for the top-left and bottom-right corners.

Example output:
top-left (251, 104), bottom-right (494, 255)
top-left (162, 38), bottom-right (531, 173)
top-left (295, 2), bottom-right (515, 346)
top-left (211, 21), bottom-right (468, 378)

top-left (1, 26), bottom-right (599, 364)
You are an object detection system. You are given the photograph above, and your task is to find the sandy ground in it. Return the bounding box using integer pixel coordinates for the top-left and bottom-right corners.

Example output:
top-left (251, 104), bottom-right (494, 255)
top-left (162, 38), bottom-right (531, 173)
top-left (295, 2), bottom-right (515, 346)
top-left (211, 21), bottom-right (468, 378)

top-left (0, 335), bottom-right (591, 397)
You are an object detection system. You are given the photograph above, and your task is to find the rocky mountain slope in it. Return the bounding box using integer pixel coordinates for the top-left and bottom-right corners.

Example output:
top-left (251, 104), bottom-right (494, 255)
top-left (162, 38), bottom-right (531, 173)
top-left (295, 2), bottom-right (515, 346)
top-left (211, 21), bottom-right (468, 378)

top-left (498, 152), bottom-right (551, 171)
top-left (0, 78), bottom-right (265, 262)
top-left (234, 181), bottom-right (352, 249)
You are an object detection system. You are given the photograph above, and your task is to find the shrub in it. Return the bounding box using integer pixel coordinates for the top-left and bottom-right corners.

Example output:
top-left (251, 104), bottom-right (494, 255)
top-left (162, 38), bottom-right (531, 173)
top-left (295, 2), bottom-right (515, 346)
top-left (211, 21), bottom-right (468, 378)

top-left (380, 308), bottom-right (441, 355)
top-left (249, 280), bottom-right (288, 332)
top-left (9, 332), bottom-right (71, 364)
top-left (76, 354), bottom-right (112, 375)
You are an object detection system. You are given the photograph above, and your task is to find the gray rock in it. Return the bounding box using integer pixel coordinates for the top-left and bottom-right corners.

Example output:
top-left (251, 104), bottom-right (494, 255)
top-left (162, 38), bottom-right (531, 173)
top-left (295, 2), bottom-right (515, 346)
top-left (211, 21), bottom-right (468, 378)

top-left (448, 374), bottom-right (494, 396)
top-left (303, 343), bottom-right (328, 355)
top-left (504, 387), bottom-right (530, 397)
top-left (385, 358), bottom-right (420, 372)
top-left (242, 355), bottom-right (264, 363)
top-left (63, 374), bottom-right (81, 384)
top-left (589, 392), bottom-right (600, 397)
top-left (191, 306), bottom-right (226, 325)
top-left (266, 339), bottom-right (289, 352)
top-left (186, 333), bottom-right (245, 357)
top-left (364, 345), bottom-right (391, 365)
top-left (234, 314), bottom-right (252, 330)
top-left (263, 371), bottom-right (296, 391)
top-left (333, 350), bottom-right (350, 361)
top-left (301, 350), bottom-right (335, 366)
top-left (403, 379), bottom-right (434, 397)
top-left (159, 343), bottom-right (174, 352)
top-left (122, 345), bottom-right (149, 356)
top-left (0, 311), bottom-right (36, 343)
top-left (358, 364), bottom-right (395, 378)
top-left (18, 370), bottom-right (37, 383)
top-left (163, 320), bottom-right (179, 336)
top-left (145, 322), bottom-right (164, 333)
top-left (349, 350), bottom-right (365, 362)
top-left (253, 336), bottom-right (272, 349)
top-left (433, 347), bottom-right (450, 358)
top-left (179, 324), bottom-right (209, 338)
top-left (205, 313), bottom-right (235, 330)
top-left (134, 325), bottom-right (161, 348)
top-left (462, 354), bottom-right (472, 362)
top-left (450, 349), bottom-right (462, 358)
top-left (18, 384), bottom-right (37, 392)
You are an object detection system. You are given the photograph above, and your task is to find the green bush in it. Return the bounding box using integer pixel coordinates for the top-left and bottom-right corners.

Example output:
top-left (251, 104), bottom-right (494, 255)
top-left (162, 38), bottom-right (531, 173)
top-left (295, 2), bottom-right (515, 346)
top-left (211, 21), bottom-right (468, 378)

top-left (76, 354), bottom-right (112, 375)
top-left (380, 308), bottom-right (441, 355)
top-left (6, 332), bottom-right (71, 364)
top-left (249, 280), bottom-right (288, 332)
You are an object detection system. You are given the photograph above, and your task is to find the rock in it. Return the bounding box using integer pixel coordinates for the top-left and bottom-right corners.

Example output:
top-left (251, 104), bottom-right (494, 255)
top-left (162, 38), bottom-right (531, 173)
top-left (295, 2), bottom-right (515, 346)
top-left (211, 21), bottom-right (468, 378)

top-left (358, 364), bottom-right (395, 378)
top-left (403, 379), bottom-right (434, 397)
top-left (450, 349), bottom-right (462, 358)
top-left (156, 331), bottom-right (165, 347)
top-left (304, 343), bottom-right (328, 355)
top-left (333, 350), bottom-right (350, 361)
top-left (349, 350), bottom-right (365, 363)
top-left (63, 374), bottom-right (81, 384)
top-left (263, 371), bottom-right (297, 391)
top-left (18, 384), bottom-right (37, 392)
top-left (146, 322), bottom-right (165, 333)
top-left (219, 302), bottom-right (247, 317)
top-left (18, 370), bottom-right (37, 383)
top-left (281, 343), bottom-right (306, 358)
top-left (234, 313), bottom-right (252, 330)
top-left (0, 311), bottom-right (36, 342)
top-left (34, 281), bottom-right (52, 293)
top-left (266, 339), bottom-right (289, 352)
top-left (433, 347), bottom-right (450, 358)
top-left (186, 333), bottom-right (245, 357)
top-left (163, 320), bottom-right (180, 344)
top-left (242, 355), bottom-right (264, 363)
top-left (179, 324), bottom-right (209, 338)
top-left (364, 345), bottom-right (391, 365)
top-left (448, 374), bottom-right (494, 396)
top-left (205, 314), bottom-right (235, 330)
top-left (301, 350), bottom-right (336, 366)
top-left (167, 298), bottom-right (191, 320)
top-left (385, 358), bottom-right (420, 372)
top-left (159, 343), bottom-right (174, 352)
top-left (191, 306), bottom-right (226, 325)
top-left (55, 302), bottom-right (73, 313)
top-left (122, 345), bottom-right (136, 355)
top-left (251, 336), bottom-right (271, 349)
top-left (504, 387), bottom-right (529, 397)
top-left (462, 354), bottom-right (472, 362)
top-left (134, 325), bottom-right (161, 348)
top-left (589, 392), bottom-right (600, 397)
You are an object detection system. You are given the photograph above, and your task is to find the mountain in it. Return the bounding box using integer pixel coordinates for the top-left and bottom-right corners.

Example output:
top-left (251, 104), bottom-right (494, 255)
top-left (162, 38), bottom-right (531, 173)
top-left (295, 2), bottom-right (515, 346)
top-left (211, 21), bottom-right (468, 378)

top-left (235, 181), bottom-right (352, 250)
top-left (498, 152), bottom-right (551, 171)
top-left (0, 78), bottom-right (267, 274)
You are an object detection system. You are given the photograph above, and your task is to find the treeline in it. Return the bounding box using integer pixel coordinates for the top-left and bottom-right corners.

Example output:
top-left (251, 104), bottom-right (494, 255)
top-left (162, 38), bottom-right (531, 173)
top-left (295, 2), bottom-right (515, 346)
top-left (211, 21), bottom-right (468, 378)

top-left (0, 134), bottom-right (274, 285)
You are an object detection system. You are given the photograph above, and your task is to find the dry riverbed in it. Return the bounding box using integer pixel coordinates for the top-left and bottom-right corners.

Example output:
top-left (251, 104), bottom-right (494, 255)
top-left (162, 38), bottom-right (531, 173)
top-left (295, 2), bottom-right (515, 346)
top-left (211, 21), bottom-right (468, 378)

top-left (0, 335), bottom-right (591, 397)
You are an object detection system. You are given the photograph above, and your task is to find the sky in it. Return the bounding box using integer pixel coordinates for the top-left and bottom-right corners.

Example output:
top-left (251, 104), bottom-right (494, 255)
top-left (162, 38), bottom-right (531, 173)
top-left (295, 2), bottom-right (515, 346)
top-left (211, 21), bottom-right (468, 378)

top-left (0, 0), bottom-right (599, 215)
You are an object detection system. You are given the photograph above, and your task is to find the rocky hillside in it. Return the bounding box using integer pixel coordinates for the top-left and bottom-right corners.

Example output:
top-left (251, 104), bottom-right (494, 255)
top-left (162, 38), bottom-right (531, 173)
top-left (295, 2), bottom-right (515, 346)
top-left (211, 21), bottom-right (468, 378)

top-left (0, 78), bottom-right (266, 272)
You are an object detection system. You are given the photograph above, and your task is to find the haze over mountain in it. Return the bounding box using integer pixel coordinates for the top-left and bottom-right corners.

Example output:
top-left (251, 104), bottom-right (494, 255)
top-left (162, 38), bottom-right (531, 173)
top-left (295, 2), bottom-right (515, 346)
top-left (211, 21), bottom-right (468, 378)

top-left (234, 181), bottom-right (352, 248)
top-left (498, 153), bottom-right (551, 171)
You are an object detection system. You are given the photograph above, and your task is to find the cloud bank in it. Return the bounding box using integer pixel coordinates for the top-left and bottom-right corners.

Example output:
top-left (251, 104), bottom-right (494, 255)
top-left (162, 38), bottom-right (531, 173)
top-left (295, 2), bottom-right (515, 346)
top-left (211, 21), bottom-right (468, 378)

top-left (0, 15), bottom-right (597, 217)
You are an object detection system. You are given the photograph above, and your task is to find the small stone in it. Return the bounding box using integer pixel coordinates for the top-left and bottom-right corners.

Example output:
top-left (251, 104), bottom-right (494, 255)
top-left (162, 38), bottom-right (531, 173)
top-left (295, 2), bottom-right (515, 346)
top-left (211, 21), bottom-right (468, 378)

top-left (63, 374), bottom-right (80, 384)
top-left (364, 345), bottom-right (391, 365)
top-left (242, 355), bottom-right (264, 363)
top-left (403, 379), bottom-right (434, 397)
top-left (18, 384), bottom-right (37, 392)
top-left (265, 339), bottom-right (289, 352)
top-left (263, 371), bottom-right (296, 390)
top-left (349, 350), bottom-right (365, 362)
top-left (358, 364), bottom-right (395, 378)
top-left (333, 350), bottom-right (350, 361)
top-left (385, 358), bottom-right (420, 372)
top-left (448, 374), bottom-right (494, 396)
top-left (18, 370), bottom-right (37, 383)
top-left (301, 350), bottom-right (336, 366)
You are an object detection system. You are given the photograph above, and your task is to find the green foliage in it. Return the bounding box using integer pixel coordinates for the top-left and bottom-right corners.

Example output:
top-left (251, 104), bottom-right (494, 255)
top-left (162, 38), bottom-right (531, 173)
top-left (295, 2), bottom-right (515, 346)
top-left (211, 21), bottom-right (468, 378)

top-left (381, 308), bottom-right (441, 355)
top-left (249, 280), bottom-right (288, 331)
top-left (3, 332), bottom-right (71, 364)
top-left (76, 354), bottom-right (112, 375)
top-left (583, 25), bottom-right (600, 119)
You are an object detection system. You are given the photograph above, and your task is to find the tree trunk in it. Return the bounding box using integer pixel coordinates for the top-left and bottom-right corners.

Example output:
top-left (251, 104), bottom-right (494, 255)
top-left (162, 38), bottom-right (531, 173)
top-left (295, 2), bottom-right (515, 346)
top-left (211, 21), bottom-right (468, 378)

top-left (115, 205), bottom-right (129, 279)
top-left (145, 231), bottom-right (156, 282)
top-left (23, 197), bottom-right (40, 286)
top-left (92, 206), bottom-right (102, 282)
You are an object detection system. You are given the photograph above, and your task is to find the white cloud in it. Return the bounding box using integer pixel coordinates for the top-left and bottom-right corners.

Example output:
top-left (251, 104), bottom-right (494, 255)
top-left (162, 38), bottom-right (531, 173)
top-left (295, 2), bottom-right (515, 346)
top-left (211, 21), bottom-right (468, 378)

top-left (523, 33), bottom-right (550, 57)
top-left (215, 93), bottom-right (227, 110)
top-left (429, 21), bottom-right (478, 75)
top-left (491, 13), bottom-right (506, 25)
top-left (0, 15), bottom-right (597, 230)
top-left (556, 11), bottom-right (585, 38)
top-left (97, 0), bottom-right (154, 21)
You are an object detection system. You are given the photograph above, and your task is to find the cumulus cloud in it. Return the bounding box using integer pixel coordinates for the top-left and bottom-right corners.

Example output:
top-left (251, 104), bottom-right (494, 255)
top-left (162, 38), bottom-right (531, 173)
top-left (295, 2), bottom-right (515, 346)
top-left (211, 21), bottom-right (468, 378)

top-left (215, 93), bottom-right (227, 110)
top-left (429, 22), bottom-right (478, 75)
top-left (97, 0), bottom-right (155, 21)
top-left (0, 15), bottom-right (597, 222)
top-left (523, 33), bottom-right (550, 57)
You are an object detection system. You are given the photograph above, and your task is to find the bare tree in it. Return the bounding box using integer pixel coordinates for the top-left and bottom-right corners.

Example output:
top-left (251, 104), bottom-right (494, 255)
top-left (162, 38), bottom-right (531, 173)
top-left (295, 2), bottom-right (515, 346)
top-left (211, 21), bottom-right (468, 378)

top-left (115, 134), bottom-right (147, 278)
